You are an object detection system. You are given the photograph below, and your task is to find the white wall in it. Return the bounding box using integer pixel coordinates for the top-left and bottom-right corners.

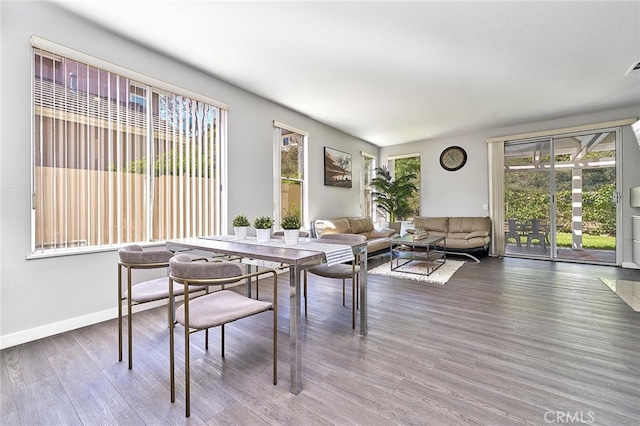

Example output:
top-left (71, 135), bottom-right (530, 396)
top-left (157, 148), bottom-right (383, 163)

top-left (2, 1), bottom-right (639, 348)
top-left (0, 1), bottom-right (377, 348)
top-left (381, 106), bottom-right (640, 265)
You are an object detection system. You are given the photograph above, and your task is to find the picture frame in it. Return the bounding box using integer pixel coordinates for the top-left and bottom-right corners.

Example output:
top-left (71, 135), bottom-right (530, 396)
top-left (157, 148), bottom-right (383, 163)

top-left (324, 147), bottom-right (352, 188)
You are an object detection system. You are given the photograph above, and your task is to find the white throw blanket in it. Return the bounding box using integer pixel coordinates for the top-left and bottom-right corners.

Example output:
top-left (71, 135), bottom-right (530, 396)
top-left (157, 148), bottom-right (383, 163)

top-left (201, 236), bottom-right (355, 266)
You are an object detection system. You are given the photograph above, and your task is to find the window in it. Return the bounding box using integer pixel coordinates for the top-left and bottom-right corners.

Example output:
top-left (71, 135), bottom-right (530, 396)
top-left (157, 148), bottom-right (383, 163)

top-left (32, 41), bottom-right (227, 254)
top-left (388, 154), bottom-right (421, 220)
top-left (361, 152), bottom-right (376, 218)
top-left (274, 121), bottom-right (307, 229)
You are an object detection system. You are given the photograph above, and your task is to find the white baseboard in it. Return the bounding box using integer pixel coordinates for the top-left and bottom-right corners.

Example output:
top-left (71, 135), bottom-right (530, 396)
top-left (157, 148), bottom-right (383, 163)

top-left (621, 261), bottom-right (640, 269)
top-left (0, 299), bottom-right (167, 350)
top-left (0, 282), bottom-right (253, 350)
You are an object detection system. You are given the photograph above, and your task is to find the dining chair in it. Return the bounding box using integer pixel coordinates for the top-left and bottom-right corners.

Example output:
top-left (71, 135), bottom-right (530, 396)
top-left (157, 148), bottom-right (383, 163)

top-left (118, 245), bottom-right (208, 370)
top-left (526, 219), bottom-right (547, 252)
top-left (504, 219), bottom-right (522, 249)
top-left (168, 254), bottom-right (278, 417)
top-left (303, 233), bottom-right (365, 329)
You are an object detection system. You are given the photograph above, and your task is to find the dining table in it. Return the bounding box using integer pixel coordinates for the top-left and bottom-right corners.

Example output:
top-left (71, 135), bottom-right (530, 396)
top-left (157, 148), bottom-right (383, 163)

top-left (166, 235), bottom-right (368, 395)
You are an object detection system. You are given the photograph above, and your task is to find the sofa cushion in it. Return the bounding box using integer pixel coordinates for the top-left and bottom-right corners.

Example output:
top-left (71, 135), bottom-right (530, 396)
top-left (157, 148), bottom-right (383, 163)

top-left (314, 218), bottom-right (352, 237)
top-left (412, 217), bottom-right (449, 233)
top-left (367, 237), bottom-right (396, 254)
top-left (348, 217), bottom-right (374, 234)
top-left (465, 230), bottom-right (489, 240)
top-left (448, 217), bottom-right (491, 234)
top-left (440, 236), bottom-right (490, 250)
top-left (367, 228), bottom-right (396, 239)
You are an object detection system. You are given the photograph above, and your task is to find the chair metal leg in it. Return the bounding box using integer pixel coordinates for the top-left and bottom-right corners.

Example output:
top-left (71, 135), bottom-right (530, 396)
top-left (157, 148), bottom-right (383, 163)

top-left (184, 291), bottom-right (191, 417)
top-left (127, 267), bottom-right (133, 370)
top-left (169, 280), bottom-right (176, 404)
top-left (117, 264), bottom-right (123, 363)
top-left (221, 324), bottom-right (225, 358)
top-left (342, 279), bottom-right (346, 307)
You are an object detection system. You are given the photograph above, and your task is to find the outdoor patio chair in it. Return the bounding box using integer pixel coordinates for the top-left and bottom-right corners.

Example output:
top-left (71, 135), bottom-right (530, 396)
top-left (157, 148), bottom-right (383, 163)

top-left (505, 218), bottom-right (522, 249)
top-left (526, 219), bottom-right (547, 252)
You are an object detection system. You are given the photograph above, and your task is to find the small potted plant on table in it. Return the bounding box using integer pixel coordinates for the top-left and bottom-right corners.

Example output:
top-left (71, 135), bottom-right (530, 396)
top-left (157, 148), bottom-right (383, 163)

top-left (253, 215), bottom-right (274, 243)
top-left (232, 214), bottom-right (250, 239)
top-left (281, 206), bottom-right (302, 245)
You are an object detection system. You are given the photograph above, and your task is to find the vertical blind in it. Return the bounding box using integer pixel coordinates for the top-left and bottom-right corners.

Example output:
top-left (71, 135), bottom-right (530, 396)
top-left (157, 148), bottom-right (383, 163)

top-left (32, 45), bottom-right (226, 254)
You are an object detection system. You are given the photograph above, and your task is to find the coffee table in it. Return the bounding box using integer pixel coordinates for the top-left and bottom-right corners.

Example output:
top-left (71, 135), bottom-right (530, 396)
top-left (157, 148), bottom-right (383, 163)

top-left (390, 235), bottom-right (447, 276)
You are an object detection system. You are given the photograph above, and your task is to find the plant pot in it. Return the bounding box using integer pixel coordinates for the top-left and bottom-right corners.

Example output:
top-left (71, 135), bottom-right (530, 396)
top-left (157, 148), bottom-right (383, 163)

top-left (234, 226), bottom-right (248, 239)
top-left (255, 228), bottom-right (272, 243)
top-left (283, 229), bottom-right (300, 245)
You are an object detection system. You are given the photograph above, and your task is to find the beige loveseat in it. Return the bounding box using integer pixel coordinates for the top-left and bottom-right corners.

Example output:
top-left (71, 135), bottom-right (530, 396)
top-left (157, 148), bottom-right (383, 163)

top-left (311, 216), bottom-right (398, 255)
top-left (407, 216), bottom-right (491, 262)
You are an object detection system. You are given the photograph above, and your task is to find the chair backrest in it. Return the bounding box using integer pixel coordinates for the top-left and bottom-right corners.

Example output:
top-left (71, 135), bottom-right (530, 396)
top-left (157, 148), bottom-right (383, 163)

top-left (507, 219), bottom-right (518, 233)
top-left (169, 254), bottom-right (243, 283)
top-left (118, 245), bottom-right (174, 266)
top-left (531, 219), bottom-right (542, 235)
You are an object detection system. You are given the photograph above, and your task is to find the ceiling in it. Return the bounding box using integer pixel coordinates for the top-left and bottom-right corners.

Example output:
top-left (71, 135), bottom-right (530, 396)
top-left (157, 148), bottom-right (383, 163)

top-left (53, 1), bottom-right (640, 147)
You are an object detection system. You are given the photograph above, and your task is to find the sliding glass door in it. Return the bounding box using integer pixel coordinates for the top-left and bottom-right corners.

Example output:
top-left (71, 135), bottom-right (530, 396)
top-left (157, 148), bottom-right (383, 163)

top-left (553, 131), bottom-right (617, 263)
top-left (504, 139), bottom-right (552, 259)
top-left (503, 130), bottom-right (618, 264)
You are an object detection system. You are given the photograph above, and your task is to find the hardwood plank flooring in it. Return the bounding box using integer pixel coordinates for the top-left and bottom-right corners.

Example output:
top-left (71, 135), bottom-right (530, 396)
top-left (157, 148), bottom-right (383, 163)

top-left (1, 256), bottom-right (639, 425)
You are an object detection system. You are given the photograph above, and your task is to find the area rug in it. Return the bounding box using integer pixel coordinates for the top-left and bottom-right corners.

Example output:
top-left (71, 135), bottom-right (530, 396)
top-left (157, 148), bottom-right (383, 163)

top-left (369, 259), bottom-right (465, 285)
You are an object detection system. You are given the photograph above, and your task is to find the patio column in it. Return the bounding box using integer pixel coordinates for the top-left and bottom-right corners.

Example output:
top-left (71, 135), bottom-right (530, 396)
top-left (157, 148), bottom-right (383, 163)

top-left (572, 170), bottom-right (583, 249)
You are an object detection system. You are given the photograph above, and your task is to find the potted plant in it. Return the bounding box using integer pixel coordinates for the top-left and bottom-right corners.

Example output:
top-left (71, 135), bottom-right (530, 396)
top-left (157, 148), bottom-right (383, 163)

top-left (232, 214), bottom-right (250, 239)
top-left (369, 165), bottom-right (418, 234)
top-left (281, 205), bottom-right (302, 244)
top-left (253, 215), bottom-right (274, 243)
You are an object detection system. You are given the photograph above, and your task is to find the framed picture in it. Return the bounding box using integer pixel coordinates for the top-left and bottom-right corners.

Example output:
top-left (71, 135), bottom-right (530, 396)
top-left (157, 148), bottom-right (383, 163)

top-left (324, 147), bottom-right (352, 188)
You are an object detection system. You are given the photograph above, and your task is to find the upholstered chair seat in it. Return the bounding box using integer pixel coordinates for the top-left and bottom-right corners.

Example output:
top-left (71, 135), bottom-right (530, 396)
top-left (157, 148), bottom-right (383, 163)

top-left (117, 245), bottom-right (205, 369)
top-left (304, 233), bottom-right (365, 329)
top-left (168, 254), bottom-right (278, 417)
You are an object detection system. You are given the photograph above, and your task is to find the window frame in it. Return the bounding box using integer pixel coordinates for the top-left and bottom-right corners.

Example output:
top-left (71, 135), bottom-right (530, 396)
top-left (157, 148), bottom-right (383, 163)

top-left (29, 37), bottom-right (228, 258)
top-left (273, 121), bottom-right (308, 230)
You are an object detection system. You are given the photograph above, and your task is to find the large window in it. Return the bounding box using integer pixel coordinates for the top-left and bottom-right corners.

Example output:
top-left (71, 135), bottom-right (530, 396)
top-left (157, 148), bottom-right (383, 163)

top-left (32, 41), bottom-right (226, 254)
top-left (387, 155), bottom-right (421, 221)
top-left (274, 121), bottom-right (307, 229)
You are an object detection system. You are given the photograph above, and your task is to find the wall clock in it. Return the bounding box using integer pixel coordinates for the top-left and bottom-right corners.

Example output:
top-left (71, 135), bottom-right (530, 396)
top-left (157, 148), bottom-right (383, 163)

top-left (439, 146), bottom-right (467, 171)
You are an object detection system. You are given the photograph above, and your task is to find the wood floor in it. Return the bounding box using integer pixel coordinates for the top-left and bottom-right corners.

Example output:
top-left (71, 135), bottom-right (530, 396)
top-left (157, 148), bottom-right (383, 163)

top-left (2, 256), bottom-right (639, 425)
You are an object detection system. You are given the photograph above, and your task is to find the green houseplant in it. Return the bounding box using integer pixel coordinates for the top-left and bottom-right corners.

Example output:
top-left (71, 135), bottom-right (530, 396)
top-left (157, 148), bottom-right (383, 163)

top-left (370, 165), bottom-right (418, 232)
top-left (281, 206), bottom-right (301, 230)
top-left (253, 215), bottom-right (274, 242)
top-left (281, 206), bottom-right (302, 244)
top-left (232, 214), bottom-right (250, 227)
top-left (232, 214), bottom-right (250, 239)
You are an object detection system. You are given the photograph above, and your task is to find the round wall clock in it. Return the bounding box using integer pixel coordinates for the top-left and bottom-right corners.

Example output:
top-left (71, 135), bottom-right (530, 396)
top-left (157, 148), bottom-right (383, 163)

top-left (439, 146), bottom-right (467, 171)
